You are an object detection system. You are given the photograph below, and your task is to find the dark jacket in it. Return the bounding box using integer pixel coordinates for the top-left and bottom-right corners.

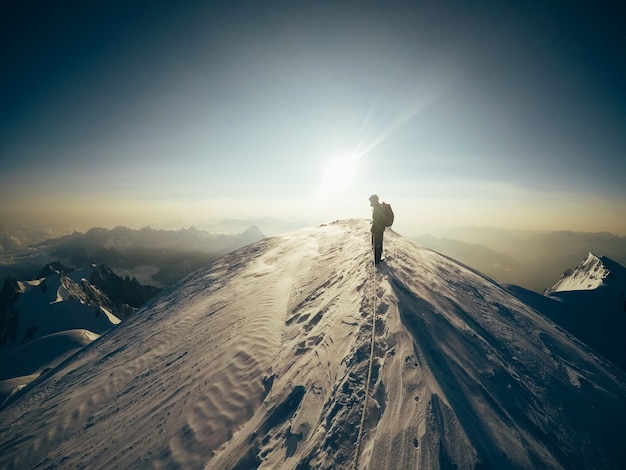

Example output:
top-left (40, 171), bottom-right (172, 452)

top-left (371, 204), bottom-right (386, 233)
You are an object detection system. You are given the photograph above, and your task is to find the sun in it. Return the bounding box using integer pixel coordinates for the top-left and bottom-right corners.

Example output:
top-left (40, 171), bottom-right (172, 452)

top-left (315, 154), bottom-right (358, 198)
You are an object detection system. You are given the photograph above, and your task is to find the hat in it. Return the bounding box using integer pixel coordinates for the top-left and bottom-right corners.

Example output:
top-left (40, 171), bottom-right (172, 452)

top-left (369, 194), bottom-right (379, 202)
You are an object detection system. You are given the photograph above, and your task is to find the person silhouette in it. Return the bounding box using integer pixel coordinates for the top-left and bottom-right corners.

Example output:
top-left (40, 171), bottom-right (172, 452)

top-left (369, 194), bottom-right (386, 265)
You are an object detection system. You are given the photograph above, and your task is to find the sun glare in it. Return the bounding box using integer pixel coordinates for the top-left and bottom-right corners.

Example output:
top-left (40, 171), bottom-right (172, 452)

top-left (315, 155), bottom-right (358, 198)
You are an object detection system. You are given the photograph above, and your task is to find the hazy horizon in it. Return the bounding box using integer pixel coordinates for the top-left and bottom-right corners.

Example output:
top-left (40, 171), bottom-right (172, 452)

top-left (2, 2), bottom-right (625, 237)
top-left (2, 211), bottom-right (626, 242)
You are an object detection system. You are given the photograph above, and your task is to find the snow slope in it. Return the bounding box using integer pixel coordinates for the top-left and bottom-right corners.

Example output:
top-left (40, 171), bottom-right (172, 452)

top-left (0, 219), bottom-right (625, 469)
top-left (0, 329), bottom-right (100, 405)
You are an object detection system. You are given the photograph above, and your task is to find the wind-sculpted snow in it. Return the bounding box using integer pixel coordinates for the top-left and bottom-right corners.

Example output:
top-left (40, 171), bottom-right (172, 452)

top-left (386, 242), bottom-right (626, 468)
top-left (0, 219), bottom-right (625, 469)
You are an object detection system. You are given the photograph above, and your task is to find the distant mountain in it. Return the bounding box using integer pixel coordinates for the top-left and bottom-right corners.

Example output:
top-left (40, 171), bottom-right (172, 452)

top-left (413, 234), bottom-right (526, 285)
top-left (48, 225), bottom-right (265, 269)
top-left (0, 225), bottom-right (266, 287)
top-left (545, 252), bottom-right (626, 295)
top-left (1, 220), bottom-right (624, 469)
top-left (414, 228), bottom-right (626, 292)
top-left (506, 253), bottom-right (626, 372)
top-left (198, 217), bottom-right (309, 236)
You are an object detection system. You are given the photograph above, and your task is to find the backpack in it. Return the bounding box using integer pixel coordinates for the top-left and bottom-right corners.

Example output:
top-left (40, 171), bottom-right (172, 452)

top-left (381, 202), bottom-right (394, 227)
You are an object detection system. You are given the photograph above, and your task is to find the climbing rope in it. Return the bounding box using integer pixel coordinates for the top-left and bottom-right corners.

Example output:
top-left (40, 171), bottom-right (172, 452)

top-left (353, 259), bottom-right (378, 470)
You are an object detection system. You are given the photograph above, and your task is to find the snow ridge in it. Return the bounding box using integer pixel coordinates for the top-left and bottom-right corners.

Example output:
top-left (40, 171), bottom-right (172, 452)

top-left (1, 219), bottom-right (625, 469)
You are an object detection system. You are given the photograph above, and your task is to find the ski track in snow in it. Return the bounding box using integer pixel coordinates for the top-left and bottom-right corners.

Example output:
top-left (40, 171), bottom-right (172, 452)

top-left (1, 219), bottom-right (626, 469)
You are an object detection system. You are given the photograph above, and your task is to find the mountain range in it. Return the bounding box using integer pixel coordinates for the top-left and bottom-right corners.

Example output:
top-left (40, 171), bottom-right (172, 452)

top-left (0, 220), bottom-right (625, 469)
top-left (413, 227), bottom-right (626, 293)
top-left (0, 225), bottom-right (265, 287)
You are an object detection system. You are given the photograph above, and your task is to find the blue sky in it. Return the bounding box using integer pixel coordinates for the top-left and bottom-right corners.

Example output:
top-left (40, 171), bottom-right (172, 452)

top-left (1, 1), bottom-right (625, 235)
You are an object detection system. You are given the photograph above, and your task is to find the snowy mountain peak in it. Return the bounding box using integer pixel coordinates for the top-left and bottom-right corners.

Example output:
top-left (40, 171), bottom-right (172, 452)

top-left (0, 266), bottom-right (123, 355)
top-left (1, 219), bottom-right (625, 469)
top-left (546, 252), bottom-right (625, 294)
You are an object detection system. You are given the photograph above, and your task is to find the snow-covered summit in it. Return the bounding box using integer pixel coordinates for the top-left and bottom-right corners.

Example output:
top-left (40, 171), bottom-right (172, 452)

top-left (545, 252), bottom-right (625, 294)
top-left (1, 219), bottom-right (625, 469)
